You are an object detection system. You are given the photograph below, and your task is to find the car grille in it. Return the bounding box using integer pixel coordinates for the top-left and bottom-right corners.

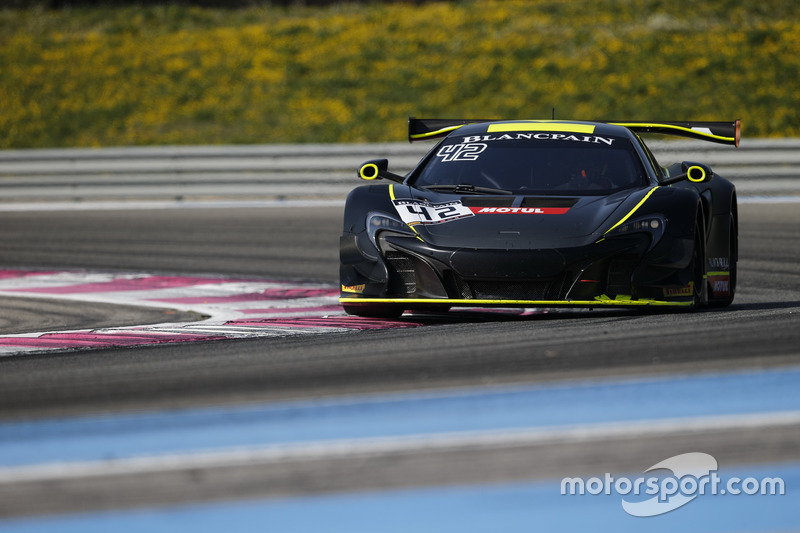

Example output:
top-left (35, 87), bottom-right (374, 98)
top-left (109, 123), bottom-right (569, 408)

top-left (462, 273), bottom-right (570, 301)
top-left (385, 249), bottom-right (572, 301)
top-left (466, 280), bottom-right (551, 300)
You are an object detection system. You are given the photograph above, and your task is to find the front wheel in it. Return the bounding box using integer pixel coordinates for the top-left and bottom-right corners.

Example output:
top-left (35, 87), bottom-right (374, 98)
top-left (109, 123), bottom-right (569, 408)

top-left (691, 218), bottom-right (708, 308)
top-left (708, 217), bottom-right (738, 308)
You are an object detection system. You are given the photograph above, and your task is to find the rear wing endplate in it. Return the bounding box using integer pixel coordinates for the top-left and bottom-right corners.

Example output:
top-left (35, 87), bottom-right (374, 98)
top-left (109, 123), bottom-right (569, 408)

top-left (408, 117), bottom-right (741, 146)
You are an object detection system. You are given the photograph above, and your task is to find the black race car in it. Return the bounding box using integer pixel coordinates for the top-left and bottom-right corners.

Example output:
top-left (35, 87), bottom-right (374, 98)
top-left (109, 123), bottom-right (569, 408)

top-left (340, 118), bottom-right (740, 318)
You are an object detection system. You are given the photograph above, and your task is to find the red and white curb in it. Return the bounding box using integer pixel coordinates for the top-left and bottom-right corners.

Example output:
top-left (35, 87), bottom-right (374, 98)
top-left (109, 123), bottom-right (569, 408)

top-left (0, 270), bottom-right (426, 355)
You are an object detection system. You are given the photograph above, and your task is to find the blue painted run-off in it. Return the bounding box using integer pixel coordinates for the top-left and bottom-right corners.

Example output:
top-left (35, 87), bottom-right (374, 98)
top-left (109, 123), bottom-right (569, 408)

top-left (1, 366), bottom-right (799, 467)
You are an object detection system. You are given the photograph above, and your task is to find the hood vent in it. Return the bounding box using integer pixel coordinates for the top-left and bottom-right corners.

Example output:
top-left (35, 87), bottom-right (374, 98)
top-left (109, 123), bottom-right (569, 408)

top-left (521, 197), bottom-right (579, 208)
top-left (460, 196), bottom-right (515, 207)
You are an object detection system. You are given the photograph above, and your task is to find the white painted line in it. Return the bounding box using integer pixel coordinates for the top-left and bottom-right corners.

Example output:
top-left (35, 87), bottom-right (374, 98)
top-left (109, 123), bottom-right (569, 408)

top-left (1, 410), bottom-right (798, 484)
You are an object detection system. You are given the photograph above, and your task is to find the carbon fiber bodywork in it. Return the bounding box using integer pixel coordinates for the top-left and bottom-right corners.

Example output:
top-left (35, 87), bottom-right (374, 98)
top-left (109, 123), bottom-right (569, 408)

top-left (340, 120), bottom-right (738, 317)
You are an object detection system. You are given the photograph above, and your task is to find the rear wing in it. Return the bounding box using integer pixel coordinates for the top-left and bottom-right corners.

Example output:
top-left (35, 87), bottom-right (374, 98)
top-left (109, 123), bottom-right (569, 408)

top-left (408, 117), bottom-right (741, 146)
top-left (607, 120), bottom-right (741, 147)
top-left (408, 118), bottom-right (494, 142)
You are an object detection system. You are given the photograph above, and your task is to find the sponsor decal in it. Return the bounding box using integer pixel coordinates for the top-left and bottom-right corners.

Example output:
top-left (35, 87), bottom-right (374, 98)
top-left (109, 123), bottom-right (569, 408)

top-left (434, 142), bottom-right (487, 162)
top-left (392, 199), bottom-right (474, 226)
top-left (341, 284), bottom-right (366, 294)
top-left (663, 282), bottom-right (694, 297)
top-left (435, 132), bottom-right (616, 165)
top-left (391, 200), bottom-right (573, 224)
top-left (391, 200), bottom-right (572, 224)
top-left (470, 206), bottom-right (571, 215)
top-left (708, 257), bottom-right (730, 270)
top-left (708, 274), bottom-right (731, 298)
top-left (462, 133), bottom-right (615, 145)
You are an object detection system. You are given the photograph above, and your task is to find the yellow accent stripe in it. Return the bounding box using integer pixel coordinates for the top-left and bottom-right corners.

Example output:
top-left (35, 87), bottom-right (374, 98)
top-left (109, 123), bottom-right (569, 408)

top-left (340, 297), bottom-right (692, 308)
top-left (604, 186), bottom-right (660, 235)
top-left (409, 125), bottom-right (465, 140)
top-left (707, 271), bottom-right (730, 277)
top-left (488, 123), bottom-right (596, 134)
top-left (610, 122), bottom-right (736, 144)
top-left (389, 183), bottom-right (396, 200)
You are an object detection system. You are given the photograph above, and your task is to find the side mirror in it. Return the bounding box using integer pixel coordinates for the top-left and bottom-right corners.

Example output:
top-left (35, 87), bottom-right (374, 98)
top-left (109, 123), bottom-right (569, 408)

top-left (358, 159), bottom-right (405, 184)
top-left (660, 161), bottom-right (713, 185)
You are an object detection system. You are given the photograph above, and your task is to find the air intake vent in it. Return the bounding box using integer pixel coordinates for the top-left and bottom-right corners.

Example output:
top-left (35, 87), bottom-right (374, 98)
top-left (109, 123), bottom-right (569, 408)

top-left (467, 281), bottom-right (551, 300)
top-left (385, 251), bottom-right (416, 295)
top-left (462, 274), bottom-right (569, 300)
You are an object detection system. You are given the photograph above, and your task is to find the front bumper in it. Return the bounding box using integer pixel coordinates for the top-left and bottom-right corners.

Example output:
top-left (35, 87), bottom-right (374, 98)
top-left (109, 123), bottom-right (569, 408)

top-left (340, 230), bottom-right (695, 308)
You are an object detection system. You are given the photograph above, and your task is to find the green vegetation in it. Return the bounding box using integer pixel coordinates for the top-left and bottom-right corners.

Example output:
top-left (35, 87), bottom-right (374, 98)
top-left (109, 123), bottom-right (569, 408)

top-left (1, 1), bottom-right (798, 148)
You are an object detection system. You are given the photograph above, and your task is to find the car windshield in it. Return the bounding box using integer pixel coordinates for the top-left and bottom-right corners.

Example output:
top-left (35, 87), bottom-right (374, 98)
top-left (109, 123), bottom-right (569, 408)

top-left (410, 136), bottom-right (648, 195)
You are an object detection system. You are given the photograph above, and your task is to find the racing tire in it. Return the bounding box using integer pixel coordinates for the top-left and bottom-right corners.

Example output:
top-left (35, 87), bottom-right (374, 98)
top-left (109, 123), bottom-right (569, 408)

top-left (691, 216), bottom-right (708, 308)
top-left (708, 217), bottom-right (738, 308)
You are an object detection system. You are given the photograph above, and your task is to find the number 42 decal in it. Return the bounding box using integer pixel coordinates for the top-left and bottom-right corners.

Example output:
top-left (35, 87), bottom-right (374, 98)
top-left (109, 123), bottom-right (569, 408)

top-left (392, 199), bottom-right (474, 226)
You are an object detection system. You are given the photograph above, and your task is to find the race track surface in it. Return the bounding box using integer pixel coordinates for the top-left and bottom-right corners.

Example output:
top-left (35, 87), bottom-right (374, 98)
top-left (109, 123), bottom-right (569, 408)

top-left (0, 201), bottom-right (798, 529)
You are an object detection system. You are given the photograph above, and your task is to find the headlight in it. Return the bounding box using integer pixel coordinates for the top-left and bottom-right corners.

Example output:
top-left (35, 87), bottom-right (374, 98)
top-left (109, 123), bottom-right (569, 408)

top-left (366, 212), bottom-right (417, 249)
top-left (605, 215), bottom-right (666, 250)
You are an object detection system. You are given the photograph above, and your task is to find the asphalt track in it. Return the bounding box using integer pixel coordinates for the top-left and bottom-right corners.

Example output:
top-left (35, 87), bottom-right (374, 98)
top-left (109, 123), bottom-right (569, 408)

top-left (0, 201), bottom-right (798, 527)
top-left (1, 203), bottom-right (798, 414)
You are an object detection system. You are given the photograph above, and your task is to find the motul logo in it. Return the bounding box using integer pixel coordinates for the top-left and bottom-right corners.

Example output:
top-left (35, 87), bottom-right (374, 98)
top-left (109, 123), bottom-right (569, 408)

top-left (470, 207), bottom-right (571, 215)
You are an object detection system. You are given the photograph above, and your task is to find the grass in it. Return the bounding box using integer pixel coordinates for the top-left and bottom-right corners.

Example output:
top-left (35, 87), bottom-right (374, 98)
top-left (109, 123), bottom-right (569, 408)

top-left (1, 0), bottom-right (798, 148)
